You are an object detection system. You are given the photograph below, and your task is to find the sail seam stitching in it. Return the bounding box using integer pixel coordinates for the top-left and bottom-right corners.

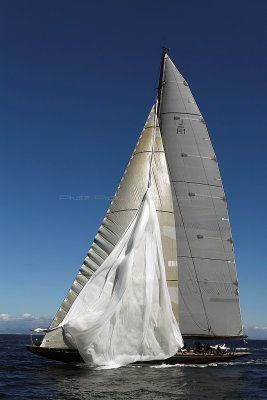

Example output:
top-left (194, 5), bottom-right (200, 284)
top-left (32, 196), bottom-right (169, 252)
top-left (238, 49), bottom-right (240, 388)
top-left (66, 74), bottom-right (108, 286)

top-left (172, 180), bottom-right (221, 187)
top-left (107, 209), bottom-right (173, 214)
top-left (161, 112), bottom-right (201, 116)
top-left (178, 255), bottom-right (234, 262)
top-left (133, 150), bottom-right (164, 155)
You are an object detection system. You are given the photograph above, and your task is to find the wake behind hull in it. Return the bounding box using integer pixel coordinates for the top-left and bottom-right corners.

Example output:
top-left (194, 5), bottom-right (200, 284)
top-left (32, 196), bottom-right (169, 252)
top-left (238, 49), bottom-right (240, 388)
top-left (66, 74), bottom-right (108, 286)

top-left (26, 346), bottom-right (251, 365)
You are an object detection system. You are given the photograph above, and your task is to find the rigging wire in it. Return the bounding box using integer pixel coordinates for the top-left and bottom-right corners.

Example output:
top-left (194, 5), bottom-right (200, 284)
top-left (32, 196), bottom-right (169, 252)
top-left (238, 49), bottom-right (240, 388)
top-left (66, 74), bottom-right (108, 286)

top-left (148, 101), bottom-right (158, 189)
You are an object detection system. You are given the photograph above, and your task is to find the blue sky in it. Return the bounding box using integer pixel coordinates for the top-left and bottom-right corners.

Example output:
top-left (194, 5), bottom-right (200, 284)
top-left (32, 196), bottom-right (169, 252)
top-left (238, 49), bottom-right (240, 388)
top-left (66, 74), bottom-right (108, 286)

top-left (0, 0), bottom-right (266, 338)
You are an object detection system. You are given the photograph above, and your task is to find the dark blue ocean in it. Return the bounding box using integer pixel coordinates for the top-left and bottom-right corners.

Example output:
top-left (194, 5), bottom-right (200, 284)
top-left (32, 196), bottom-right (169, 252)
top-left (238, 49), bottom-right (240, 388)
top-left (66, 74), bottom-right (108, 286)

top-left (0, 334), bottom-right (266, 399)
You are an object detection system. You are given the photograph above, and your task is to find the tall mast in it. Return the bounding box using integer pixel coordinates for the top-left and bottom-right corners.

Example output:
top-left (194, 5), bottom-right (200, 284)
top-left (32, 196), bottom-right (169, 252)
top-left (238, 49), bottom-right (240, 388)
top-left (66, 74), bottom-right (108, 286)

top-left (157, 47), bottom-right (168, 123)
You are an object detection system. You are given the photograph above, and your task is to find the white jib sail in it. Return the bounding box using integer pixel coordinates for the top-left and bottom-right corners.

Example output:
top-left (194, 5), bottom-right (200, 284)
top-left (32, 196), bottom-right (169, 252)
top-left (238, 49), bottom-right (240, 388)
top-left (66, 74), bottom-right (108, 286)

top-left (55, 187), bottom-right (183, 365)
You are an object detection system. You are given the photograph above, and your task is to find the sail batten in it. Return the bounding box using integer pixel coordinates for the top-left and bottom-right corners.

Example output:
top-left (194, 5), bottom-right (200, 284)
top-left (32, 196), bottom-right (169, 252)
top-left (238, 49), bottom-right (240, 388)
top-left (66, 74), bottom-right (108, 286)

top-left (159, 54), bottom-right (244, 338)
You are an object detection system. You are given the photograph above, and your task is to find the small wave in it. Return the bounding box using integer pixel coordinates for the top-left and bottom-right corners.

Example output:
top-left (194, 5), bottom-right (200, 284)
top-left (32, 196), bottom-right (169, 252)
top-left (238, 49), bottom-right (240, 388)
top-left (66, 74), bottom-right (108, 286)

top-left (219, 359), bottom-right (267, 366)
top-left (95, 356), bottom-right (267, 370)
top-left (148, 363), bottom-right (208, 369)
top-left (148, 363), bottom-right (219, 369)
top-left (245, 347), bottom-right (267, 351)
top-left (149, 363), bottom-right (184, 369)
top-left (233, 347), bottom-right (267, 351)
top-left (96, 363), bottom-right (123, 370)
top-left (141, 358), bottom-right (267, 369)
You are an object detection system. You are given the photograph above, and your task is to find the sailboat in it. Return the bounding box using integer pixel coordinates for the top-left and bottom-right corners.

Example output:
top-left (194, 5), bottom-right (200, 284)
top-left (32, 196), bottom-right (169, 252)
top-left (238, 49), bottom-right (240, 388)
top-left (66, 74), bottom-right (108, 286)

top-left (26, 49), bottom-right (251, 365)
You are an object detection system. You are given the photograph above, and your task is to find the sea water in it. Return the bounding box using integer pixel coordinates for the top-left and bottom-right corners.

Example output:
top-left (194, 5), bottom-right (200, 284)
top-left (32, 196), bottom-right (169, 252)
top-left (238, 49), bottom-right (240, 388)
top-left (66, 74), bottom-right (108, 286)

top-left (0, 334), bottom-right (266, 399)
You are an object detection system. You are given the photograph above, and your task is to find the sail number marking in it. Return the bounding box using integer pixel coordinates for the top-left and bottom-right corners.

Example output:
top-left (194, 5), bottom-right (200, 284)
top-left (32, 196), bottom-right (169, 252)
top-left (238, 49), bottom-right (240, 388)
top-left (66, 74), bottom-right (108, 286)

top-left (175, 118), bottom-right (186, 134)
top-left (177, 127), bottom-right (186, 134)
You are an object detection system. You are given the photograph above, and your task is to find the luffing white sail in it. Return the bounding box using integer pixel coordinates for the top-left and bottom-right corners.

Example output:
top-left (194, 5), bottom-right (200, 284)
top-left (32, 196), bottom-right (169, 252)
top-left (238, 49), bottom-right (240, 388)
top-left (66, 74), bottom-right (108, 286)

top-left (41, 107), bottom-right (179, 350)
top-left (49, 188), bottom-right (182, 365)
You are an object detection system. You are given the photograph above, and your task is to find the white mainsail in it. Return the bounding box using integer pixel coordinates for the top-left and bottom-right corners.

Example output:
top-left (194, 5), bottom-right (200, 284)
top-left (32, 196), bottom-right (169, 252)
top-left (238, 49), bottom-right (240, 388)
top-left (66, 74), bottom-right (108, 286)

top-left (158, 54), bottom-right (244, 338)
top-left (41, 107), bottom-right (180, 350)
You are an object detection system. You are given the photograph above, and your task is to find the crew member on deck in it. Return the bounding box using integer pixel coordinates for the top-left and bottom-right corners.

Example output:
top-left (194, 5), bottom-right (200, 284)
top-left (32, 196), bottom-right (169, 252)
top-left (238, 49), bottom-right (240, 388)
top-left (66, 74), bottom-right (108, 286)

top-left (216, 345), bottom-right (222, 354)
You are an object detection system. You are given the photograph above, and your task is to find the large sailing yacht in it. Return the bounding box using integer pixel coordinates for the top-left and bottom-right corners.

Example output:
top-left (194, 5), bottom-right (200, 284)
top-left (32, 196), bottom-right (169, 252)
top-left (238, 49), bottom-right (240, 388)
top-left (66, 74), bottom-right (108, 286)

top-left (27, 49), bottom-right (250, 365)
